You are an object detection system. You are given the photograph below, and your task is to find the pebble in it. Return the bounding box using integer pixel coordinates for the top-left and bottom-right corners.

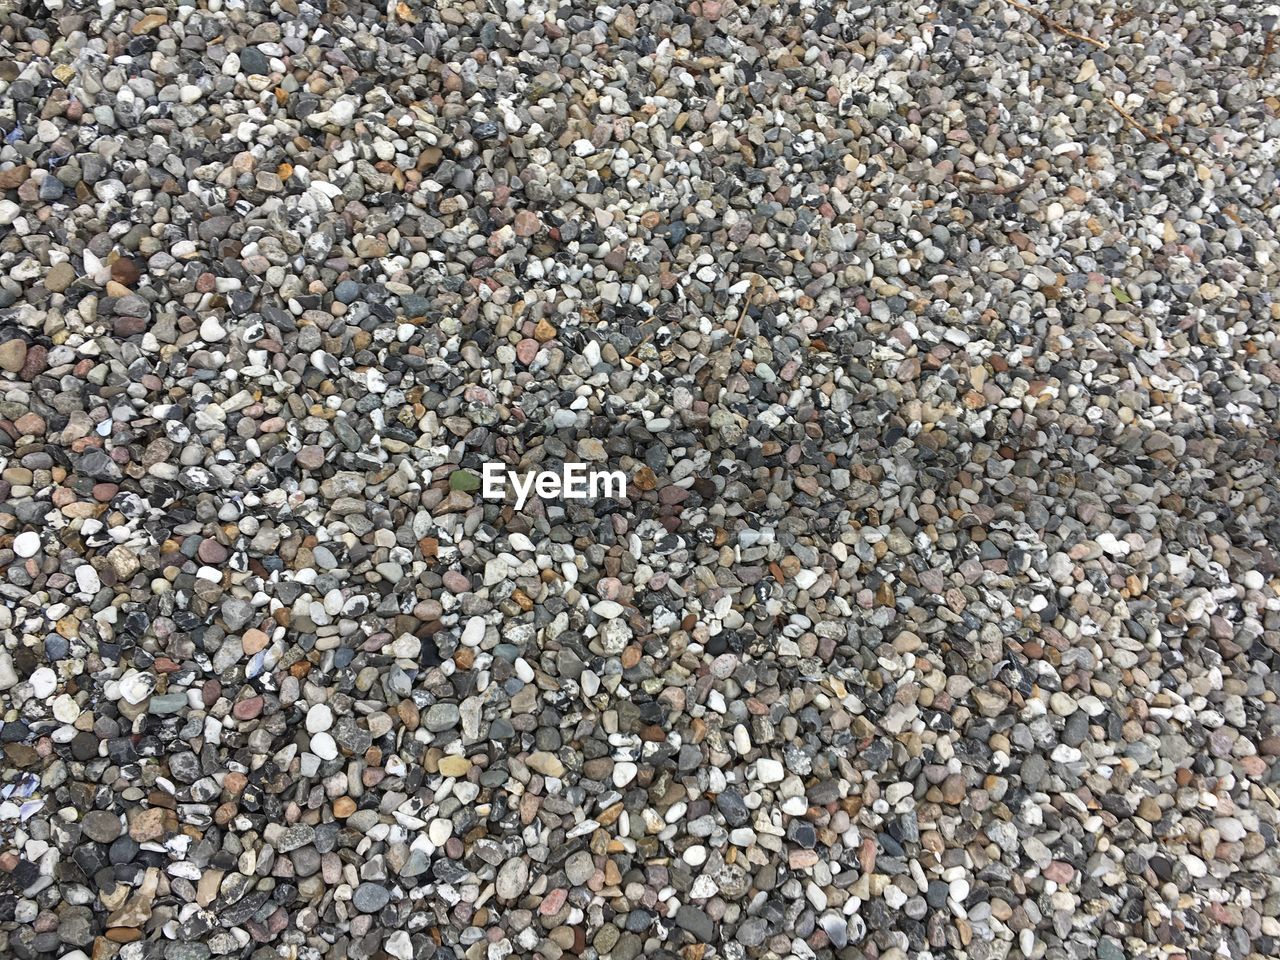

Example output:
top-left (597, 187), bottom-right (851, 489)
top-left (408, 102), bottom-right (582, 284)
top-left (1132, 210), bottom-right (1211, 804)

top-left (80, 811), bottom-right (122, 844)
top-left (29, 667), bottom-right (56, 699)
top-left (305, 703), bottom-right (333, 733)
top-left (496, 858), bottom-right (529, 901)
top-left (438, 756), bottom-right (471, 778)
top-left (309, 732), bottom-right (338, 761)
top-left (12, 531), bottom-right (40, 558)
top-left (352, 883), bottom-right (391, 914)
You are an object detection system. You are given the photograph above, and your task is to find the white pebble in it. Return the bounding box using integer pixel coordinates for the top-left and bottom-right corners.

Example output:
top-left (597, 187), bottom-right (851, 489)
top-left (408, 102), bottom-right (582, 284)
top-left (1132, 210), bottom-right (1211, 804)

top-left (593, 600), bottom-right (624, 619)
top-left (29, 667), bottom-right (57, 699)
top-left (200, 317), bottom-right (227, 342)
top-left (52, 694), bottom-right (80, 723)
top-left (755, 758), bottom-right (784, 783)
top-left (461, 616), bottom-right (485, 647)
top-left (310, 731), bottom-right (338, 761)
top-left (75, 565), bottom-right (101, 595)
top-left (12, 532), bottom-right (39, 558)
top-left (428, 819), bottom-right (452, 845)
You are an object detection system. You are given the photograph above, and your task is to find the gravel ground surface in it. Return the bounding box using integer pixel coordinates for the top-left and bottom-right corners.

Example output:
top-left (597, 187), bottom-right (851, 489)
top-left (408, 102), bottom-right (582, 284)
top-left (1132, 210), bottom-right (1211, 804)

top-left (1, 0), bottom-right (1279, 958)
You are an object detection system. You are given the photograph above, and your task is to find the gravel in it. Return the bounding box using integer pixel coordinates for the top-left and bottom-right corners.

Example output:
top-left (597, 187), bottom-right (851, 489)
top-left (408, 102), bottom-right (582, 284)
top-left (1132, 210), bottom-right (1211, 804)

top-left (1, 0), bottom-right (1279, 958)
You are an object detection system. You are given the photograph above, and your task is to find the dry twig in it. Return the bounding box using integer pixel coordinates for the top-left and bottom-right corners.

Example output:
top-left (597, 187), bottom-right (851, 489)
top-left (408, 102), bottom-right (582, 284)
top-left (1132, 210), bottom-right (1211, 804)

top-left (1253, 30), bottom-right (1276, 78)
top-left (622, 329), bottom-right (653, 366)
top-left (1007, 0), bottom-right (1109, 50)
top-left (951, 171), bottom-right (1035, 195)
top-left (732, 276), bottom-right (760, 339)
top-left (1104, 99), bottom-right (1193, 157)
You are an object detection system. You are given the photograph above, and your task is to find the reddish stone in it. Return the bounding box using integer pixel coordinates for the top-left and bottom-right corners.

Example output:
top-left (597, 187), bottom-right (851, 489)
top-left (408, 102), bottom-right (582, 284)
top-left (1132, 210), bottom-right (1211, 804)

top-left (1043, 860), bottom-right (1075, 884)
top-left (111, 257), bottom-right (142, 286)
top-left (202, 679), bottom-right (221, 707)
top-left (539, 888), bottom-right (567, 915)
top-left (516, 338), bottom-right (539, 365)
top-left (442, 570), bottom-right (471, 593)
top-left (18, 345), bottom-right (46, 381)
top-left (513, 210), bottom-right (541, 237)
top-left (13, 412), bottom-right (45, 435)
top-left (197, 539), bottom-right (228, 563)
top-left (232, 696), bottom-right (263, 720)
top-left (659, 485), bottom-right (689, 505)
top-left (114, 316), bottom-right (147, 337)
top-left (0, 164), bottom-right (30, 189)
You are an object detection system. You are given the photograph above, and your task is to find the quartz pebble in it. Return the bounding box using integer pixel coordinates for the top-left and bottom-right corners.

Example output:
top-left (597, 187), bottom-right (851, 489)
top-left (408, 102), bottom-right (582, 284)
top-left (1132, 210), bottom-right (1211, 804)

top-left (12, 531), bottom-right (39, 558)
top-left (305, 703), bottom-right (333, 733)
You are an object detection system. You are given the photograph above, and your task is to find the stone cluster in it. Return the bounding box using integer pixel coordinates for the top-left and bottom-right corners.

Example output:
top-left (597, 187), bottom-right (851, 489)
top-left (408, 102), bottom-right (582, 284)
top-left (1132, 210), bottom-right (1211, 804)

top-left (0, 0), bottom-right (1278, 958)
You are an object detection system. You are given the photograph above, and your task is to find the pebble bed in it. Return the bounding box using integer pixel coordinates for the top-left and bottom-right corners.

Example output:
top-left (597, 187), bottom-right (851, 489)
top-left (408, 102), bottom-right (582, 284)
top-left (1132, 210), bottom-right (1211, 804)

top-left (1, 1), bottom-right (1279, 959)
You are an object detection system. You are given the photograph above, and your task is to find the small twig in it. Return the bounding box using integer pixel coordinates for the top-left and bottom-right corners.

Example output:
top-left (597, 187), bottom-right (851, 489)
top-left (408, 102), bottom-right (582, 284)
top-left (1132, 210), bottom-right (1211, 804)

top-left (1104, 99), bottom-right (1192, 156)
top-left (951, 171), bottom-right (1034, 195)
top-left (732, 276), bottom-right (759, 339)
top-left (1253, 30), bottom-right (1276, 78)
top-left (622, 329), bottom-right (653, 365)
top-left (1007, 0), bottom-right (1109, 50)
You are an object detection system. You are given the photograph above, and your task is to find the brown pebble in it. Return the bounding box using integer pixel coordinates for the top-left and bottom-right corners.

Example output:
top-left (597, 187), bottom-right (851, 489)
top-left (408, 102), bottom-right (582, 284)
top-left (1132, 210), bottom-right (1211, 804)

top-left (513, 210), bottom-right (541, 236)
top-left (197, 539), bottom-right (228, 564)
top-left (111, 257), bottom-right (143, 286)
top-left (128, 807), bottom-right (173, 842)
top-left (13, 412), bottom-right (45, 436)
top-left (516, 338), bottom-right (539, 365)
top-left (0, 164), bottom-right (30, 189)
top-left (242, 629), bottom-right (269, 655)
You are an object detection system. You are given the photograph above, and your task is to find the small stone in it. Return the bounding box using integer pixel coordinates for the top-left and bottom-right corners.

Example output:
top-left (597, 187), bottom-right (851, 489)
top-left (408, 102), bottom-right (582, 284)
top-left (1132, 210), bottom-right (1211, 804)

top-left (352, 882), bottom-right (391, 913)
top-left (450, 469), bottom-right (480, 492)
top-left (29, 667), bottom-right (56, 699)
top-left (12, 531), bottom-right (40, 558)
top-left (675, 905), bottom-right (715, 942)
top-left (200, 317), bottom-right (227, 342)
top-left (526, 751), bottom-right (564, 777)
top-left (496, 858), bottom-right (528, 900)
top-left (514, 210), bottom-right (541, 236)
top-left (755, 758), bottom-right (784, 783)
top-left (306, 703), bottom-right (333, 733)
top-left (44, 262), bottom-right (76, 293)
top-left (310, 732), bottom-right (338, 761)
top-left (438, 755), bottom-right (471, 777)
top-left (81, 811), bottom-right (123, 843)
top-left (0, 339), bottom-right (27, 373)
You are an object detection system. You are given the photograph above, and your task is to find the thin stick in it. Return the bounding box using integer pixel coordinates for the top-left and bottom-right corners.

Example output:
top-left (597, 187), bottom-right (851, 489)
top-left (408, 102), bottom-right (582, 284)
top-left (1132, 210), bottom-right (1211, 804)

top-left (622, 330), bottom-right (653, 365)
top-left (1007, 0), bottom-right (1109, 50)
top-left (1104, 99), bottom-right (1192, 156)
top-left (732, 276), bottom-right (759, 339)
top-left (1253, 30), bottom-right (1276, 78)
top-left (951, 171), bottom-right (1033, 195)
